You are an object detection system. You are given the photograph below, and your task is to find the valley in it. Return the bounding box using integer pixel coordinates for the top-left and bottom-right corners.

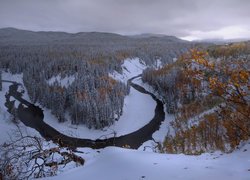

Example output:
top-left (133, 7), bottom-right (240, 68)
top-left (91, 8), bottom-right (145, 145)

top-left (0, 28), bottom-right (249, 180)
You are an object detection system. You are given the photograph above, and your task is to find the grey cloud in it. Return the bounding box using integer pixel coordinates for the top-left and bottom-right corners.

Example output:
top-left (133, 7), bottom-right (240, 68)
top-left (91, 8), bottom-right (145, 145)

top-left (0, 0), bottom-right (250, 39)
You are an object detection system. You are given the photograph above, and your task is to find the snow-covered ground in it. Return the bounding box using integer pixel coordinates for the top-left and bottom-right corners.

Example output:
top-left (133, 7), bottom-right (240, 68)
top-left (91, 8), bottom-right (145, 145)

top-left (43, 58), bottom-right (156, 139)
top-left (0, 71), bottom-right (39, 145)
top-left (0, 73), bottom-right (13, 144)
top-left (47, 74), bottom-right (76, 88)
top-left (132, 77), bottom-right (175, 151)
top-left (47, 142), bottom-right (250, 180)
top-left (110, 57), bottom-right (146, 82)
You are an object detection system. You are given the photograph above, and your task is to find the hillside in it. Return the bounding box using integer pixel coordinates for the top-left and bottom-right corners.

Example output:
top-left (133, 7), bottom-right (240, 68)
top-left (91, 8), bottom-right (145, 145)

top-left (1, 54), bottom-right (250, 180)
top-left (142, 42), bottom-right (250, 154)
top-left (0, 28), bottom-right (188, 45)
top-left (47, 144), bottom-right (250, 180)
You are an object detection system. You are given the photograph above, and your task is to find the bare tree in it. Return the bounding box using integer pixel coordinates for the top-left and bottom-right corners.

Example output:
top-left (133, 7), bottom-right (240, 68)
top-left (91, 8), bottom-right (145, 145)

top-left (0, 126), bottom-right (84, 179)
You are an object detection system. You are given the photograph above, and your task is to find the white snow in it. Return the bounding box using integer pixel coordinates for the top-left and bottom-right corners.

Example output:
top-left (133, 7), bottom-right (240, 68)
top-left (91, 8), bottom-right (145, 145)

top-left (138, 106), bottom-right (175, 152)
top-left (1, 71), bottom-right (32, 102)
top-left (110, 57), bottom-right (147, 82)
top-left (173, 57), bottom-right (178, 62)
top-left (47, 74), bottom-right (76, 88)
top-left (133, 77), bottom-right (176, 151)
top-left (46, 142), bottom-right (250, 180)
top-left (0, 71), bottom-right (40, 145)
top-left (154, 58), bottom-right (163, 69)
top-left (0, 72), bottom-right (23, 144)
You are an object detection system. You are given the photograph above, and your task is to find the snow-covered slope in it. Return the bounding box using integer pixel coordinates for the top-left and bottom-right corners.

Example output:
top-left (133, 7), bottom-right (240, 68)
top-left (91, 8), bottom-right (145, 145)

top-left (48, 142), bottom-right (250, 180)
top-left (110, 57), bottom-right (146, 82)
top-left (47, 74), bottom-right (76, 88)
top-left (131, 77), bottom-right (175, 150)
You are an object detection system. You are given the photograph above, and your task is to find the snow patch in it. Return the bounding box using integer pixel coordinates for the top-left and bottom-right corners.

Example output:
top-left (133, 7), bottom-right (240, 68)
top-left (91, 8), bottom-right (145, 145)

top-left (47, 74), bottom-right (76, 88)
top-left (110, 57), bottom-right (147, 82)
top-left (154, 59), bottom-right (163, 69)
top-left (0, 71), bottom-right (40, 145)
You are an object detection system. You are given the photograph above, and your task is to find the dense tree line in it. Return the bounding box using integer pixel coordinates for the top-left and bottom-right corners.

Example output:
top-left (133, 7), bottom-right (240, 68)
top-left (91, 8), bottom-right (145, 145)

top-left (142, 59), bottom-right (203, 114)
top-left (0, 45), bottom-right (130, 128)
top-left (142, 43), bottom-right (250, 154)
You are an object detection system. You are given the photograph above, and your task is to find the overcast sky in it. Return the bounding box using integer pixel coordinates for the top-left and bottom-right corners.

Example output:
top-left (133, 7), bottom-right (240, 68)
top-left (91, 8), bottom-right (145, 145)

top-left (0, 0), bottom-right (250, 40)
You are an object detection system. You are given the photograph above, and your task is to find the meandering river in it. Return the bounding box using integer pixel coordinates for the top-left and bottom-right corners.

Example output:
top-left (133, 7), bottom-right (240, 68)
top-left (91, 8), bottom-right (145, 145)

top-left (3, 75), bottom-right (165, 149)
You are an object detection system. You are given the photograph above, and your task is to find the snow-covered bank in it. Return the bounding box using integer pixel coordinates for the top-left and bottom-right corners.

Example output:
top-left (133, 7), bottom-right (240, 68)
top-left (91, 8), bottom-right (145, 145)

top-left (0, 71), bottom-right (39, 145)
top-left (132, 77), bottom-right (175, 151)
top-left (110, 57), bottom-right (146, 82)
top-left (47, 142), bottom-right (250, 180)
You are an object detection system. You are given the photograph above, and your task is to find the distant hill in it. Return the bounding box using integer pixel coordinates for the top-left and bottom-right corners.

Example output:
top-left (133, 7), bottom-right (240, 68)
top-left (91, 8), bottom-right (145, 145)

top-left (194, 38), bottom-right (250, 45)
top-left (130, 33), bottom-right (179, 38)
top-left (0, 28), bottom-right (188, 45)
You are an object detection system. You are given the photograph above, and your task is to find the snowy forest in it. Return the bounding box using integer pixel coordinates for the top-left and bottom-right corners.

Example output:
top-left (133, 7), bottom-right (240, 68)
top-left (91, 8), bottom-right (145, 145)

top-left (0, 28), bottom-right (194, 129)
top-left (0, 28), bottom-right (250, 180)
top-left (142, 42), bottom-right (250, 154)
